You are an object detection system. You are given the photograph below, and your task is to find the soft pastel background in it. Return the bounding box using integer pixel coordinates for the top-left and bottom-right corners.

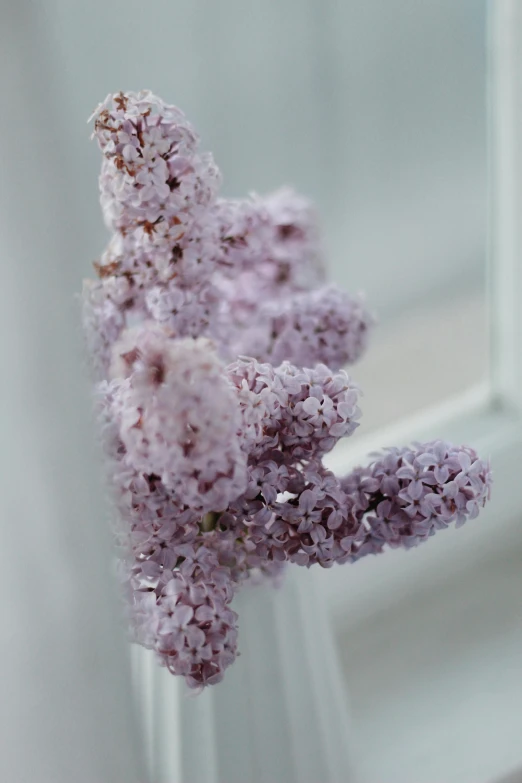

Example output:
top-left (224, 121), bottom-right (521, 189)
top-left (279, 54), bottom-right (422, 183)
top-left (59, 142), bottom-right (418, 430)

top-left (43, 0), bottom-right (489, 429)
top-left (3, 2), bottom-right (519, 782)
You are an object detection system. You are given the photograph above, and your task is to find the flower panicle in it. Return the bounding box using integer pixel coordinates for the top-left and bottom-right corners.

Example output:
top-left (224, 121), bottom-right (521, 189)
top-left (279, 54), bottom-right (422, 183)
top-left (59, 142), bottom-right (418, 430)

top-left (82, 91), bottom-right (492, 689)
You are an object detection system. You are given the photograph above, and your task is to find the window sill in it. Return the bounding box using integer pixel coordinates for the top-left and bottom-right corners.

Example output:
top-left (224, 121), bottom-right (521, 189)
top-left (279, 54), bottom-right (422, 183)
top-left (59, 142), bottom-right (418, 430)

top-left (336, 543), bottom-right (522, 783)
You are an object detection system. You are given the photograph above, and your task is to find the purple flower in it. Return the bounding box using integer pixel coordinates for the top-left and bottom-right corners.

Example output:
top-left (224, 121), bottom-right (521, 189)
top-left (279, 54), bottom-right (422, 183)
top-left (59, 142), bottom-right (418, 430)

top-left (344, 441), bottom-right (492, 554)
top-left (244, 284), bottom-right (374, 370)
top-left (82, 91), bottom-right (492, 690)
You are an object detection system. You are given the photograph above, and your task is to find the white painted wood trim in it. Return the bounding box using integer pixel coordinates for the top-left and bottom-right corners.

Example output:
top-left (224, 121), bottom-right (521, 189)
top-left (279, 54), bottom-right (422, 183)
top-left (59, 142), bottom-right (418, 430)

top-left (489, 0), bottom-right (522, 412)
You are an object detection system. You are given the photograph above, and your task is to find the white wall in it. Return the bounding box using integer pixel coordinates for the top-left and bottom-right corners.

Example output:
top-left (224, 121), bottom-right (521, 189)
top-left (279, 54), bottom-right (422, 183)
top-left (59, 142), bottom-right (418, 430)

top-left (41, 0), bottom-right (486, 318)
top-left (0, 4), bottom-right (145, 779)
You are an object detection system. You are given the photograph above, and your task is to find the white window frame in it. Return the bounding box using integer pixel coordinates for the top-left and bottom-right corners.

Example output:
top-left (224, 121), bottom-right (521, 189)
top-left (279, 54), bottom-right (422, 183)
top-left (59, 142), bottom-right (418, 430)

top-left (317, 4), bottom-right (522, 780)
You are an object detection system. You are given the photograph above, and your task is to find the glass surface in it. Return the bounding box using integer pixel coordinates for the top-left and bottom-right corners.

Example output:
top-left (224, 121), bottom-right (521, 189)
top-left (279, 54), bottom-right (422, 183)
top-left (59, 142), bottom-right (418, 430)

top-left (43, 0), bottom-right (488, 431)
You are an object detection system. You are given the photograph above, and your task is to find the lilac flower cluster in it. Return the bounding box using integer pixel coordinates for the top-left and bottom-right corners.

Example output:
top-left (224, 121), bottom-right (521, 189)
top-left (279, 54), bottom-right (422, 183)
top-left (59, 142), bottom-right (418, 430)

top-left (82, 91), bottom-right (492, 689)
top-left (220, 440), bottom-right (491, 571)
top-left (341, 440), bottom-right (493, 553)
top-left (109, 325), bottom-right (247, 512)
top-left (129, 557), bottom-right (239, 689)
top-left (91, 90), bottom-right (219, 248)
top-left (227, 358), bottom-right (361, 459)
top-left (213, 188), bottom-right (325, 322)
top-left (253, 285), bottom-right (373, 370)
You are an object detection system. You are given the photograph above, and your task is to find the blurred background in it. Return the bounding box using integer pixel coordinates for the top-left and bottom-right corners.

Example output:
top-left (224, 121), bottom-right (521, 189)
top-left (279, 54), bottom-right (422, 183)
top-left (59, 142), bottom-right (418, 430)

top-left (43, 0), bottom-right (489, 430)
top-left (4, 2), bottom-right (520, 782)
